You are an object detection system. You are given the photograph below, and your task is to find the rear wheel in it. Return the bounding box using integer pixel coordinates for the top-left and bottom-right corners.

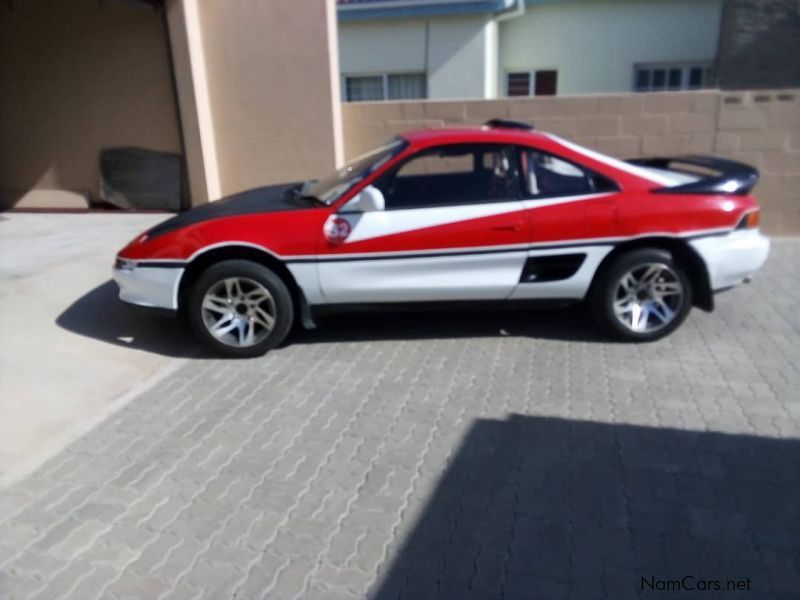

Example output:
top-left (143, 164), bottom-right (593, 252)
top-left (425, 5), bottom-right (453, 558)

top-left (591, 248), bottom-right (692, 342)
top-left (188, 260), bottom-right (294, 357)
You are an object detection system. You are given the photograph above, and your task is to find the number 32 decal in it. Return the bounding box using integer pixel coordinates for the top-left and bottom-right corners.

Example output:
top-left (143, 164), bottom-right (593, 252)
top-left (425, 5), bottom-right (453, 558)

top-left (324, 216), bottom-right (352, 245)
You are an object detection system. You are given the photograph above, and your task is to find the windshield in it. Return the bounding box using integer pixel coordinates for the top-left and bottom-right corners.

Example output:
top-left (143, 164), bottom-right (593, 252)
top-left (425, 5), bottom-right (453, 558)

top-left (305, 138), bottom-right (407, 205)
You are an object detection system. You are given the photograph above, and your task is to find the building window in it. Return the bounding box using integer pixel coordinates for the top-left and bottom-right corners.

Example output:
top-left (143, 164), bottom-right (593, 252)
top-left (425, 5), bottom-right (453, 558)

top-left (387, 73), bottom-right (426, 100)
top-left (344, 73), bottom-right (426, 102)
top-left (507, 72), bottom-right (531, 96)
top-left (506, 70), bottom-right (558, 97)
top-left (633, 63), bottom-right (713, 92)
top-left (345, 76), bottom-right (384, 102)
top-left (535, 71), bottom-right (557, 96)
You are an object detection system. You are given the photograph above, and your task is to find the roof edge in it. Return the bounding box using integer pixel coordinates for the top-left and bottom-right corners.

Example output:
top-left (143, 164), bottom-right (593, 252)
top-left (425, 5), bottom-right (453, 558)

top-left (338, 0), bottom-right (506, 21)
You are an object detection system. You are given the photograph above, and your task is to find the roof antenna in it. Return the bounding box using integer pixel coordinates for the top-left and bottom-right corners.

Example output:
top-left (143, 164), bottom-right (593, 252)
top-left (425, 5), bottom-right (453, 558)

top-left (484, 119), bottom-right (535, 130)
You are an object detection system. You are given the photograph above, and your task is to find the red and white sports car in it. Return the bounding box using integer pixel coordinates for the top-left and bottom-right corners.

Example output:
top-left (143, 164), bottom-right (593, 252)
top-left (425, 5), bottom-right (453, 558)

top-left (114, 120), bottom-right (769, 357)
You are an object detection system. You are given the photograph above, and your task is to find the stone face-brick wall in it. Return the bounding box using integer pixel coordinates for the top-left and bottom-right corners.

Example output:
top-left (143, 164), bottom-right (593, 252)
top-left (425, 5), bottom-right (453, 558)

top-left (342, 90), bottom-right (800, 234)
top-left (717, 0), bottom-right (800, 91)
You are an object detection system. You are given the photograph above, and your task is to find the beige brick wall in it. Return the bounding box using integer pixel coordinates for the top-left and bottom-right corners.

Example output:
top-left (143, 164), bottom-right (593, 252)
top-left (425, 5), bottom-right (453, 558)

top-left (196, 0), bottom-right (343, 199)
top-left (342, 90), bottom-right (800, 235)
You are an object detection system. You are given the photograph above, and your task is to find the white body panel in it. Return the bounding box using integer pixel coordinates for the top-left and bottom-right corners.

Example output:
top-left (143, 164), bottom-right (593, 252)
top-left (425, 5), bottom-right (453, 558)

top-left (690, 229), bottom-right (770, 290)
top-left (318, 199), bottom-right (527, 302)
top-left (508, 245), bottom-right (614, 300)
top-left (340, 199), bottom-right (524, 243)
top-left (318, 251), bottom-right (528, 303)
top-left (113, 231), bottom-right (770, 312)
top-left (286, 262), bottom-right (324, 305)
top-left (113, 266), bottom-right (183, 310)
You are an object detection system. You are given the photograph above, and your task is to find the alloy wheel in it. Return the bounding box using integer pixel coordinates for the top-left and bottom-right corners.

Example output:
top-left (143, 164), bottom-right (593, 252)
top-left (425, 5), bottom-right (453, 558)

top-left (200, 277), bottom-right (276, 347)
top-left (612, 262), bottom-right (684, 334)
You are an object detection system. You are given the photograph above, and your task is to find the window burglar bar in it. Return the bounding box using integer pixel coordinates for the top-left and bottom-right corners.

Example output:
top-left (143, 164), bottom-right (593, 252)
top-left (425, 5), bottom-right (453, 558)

top-left (344, 73), bottom-right (427, 102)
top-left (634, 63), bottom-right (713, 92)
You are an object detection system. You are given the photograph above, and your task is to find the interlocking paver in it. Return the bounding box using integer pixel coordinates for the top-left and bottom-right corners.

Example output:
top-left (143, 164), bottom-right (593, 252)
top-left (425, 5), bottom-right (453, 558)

top-left (125, 534), bottom-right (183, 578)
top-left (62, 565), bottom-right (118, 600)
top-left (1, 240), bottom-right (799, 599)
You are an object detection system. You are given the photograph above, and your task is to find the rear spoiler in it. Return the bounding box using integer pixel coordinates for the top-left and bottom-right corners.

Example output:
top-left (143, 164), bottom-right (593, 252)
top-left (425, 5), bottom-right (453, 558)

top-left (626, 155), bottom-right (759, 195)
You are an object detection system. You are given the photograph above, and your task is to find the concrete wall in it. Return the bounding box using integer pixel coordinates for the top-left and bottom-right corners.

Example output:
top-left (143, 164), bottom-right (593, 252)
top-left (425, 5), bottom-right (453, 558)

top-left (164, 0), bottom-right (219, 206)
top-left (499, 0), bottom-right (722, 95)
top-left (197, 0), bottom-right (343, 197)
top-left (338, 14), bottom-right (493, 99)
top-left (0, 0), bottom-right (182, 208)
top-left (341, 90), bottom-right (800, 234)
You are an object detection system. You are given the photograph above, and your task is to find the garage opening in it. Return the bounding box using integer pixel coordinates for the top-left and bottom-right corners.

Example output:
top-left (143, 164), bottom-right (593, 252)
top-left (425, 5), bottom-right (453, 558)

top-left (0, 0), bottom-right (185, 210)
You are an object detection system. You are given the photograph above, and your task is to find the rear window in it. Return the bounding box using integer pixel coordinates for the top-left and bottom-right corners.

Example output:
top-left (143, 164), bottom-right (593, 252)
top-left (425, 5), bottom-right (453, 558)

top-left (518, 149), bottom-right (617, 198)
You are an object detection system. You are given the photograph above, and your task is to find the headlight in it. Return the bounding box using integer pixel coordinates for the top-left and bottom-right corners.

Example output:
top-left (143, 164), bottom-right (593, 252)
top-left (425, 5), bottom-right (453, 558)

top-left (114, 257), bottom-right (136, 271)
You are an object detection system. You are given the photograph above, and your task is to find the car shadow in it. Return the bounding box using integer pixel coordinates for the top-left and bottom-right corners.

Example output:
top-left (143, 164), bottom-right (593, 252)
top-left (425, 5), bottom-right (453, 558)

top-left (289, 303), bottom-right (607, 346)
top-left (57, 280), bottom-right (608, 358)
top-left (55, 280), bottom-right (206, 358)
top-left (371, 415), bottom-right (800, 599)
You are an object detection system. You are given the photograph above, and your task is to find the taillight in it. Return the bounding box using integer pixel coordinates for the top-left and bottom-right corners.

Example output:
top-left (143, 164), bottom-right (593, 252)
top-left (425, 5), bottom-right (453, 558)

top-left (736, 209), bottom-right (760, 230)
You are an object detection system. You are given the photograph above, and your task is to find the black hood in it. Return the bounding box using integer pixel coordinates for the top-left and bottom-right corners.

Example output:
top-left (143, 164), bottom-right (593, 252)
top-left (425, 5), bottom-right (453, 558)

top-left (146, 181), bottom-right (315, 239)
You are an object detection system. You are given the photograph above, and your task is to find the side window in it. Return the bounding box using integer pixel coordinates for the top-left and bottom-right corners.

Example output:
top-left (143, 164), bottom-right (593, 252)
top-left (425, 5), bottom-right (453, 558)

top-left (375, 145), bottom-right (517, 210)
top-left (518, 149), bottom-right (616, 198)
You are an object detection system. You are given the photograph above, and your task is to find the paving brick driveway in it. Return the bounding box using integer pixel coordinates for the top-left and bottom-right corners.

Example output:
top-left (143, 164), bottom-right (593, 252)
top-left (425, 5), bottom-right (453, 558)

top-left (1, 240), bottom-right (798, 600)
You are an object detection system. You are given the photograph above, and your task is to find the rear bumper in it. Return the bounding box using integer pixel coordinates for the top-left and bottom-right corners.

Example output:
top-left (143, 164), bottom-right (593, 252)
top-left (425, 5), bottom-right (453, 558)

top-left (690, 229), bottom-right (770, 291)
top-left (112, 262), bottom-right (184, 310)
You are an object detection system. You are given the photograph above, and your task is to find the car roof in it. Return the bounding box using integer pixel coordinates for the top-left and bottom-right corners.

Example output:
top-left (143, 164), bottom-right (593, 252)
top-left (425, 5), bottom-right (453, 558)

top-left (397, 125), bottom-right (678, 191)
top-left (400, 126), bottom-right (552, 149)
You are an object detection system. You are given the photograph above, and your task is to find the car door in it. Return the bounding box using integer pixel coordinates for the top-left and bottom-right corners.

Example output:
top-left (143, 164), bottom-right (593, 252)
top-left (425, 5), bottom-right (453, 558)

top-left (508, 146), bottom-right (620, 301)
top-left (317, 144), bottom-right (529, 303)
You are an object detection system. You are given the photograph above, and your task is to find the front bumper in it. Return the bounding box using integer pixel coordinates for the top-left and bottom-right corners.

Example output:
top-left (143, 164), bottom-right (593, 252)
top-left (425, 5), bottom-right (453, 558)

top-left (112, 261), bottom-right (184, 311)
top-left (690, 229), bottom-right (770, 291)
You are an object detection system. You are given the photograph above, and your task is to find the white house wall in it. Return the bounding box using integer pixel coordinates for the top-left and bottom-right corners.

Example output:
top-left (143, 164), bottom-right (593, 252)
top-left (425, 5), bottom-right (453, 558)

top-left (499, 0), bottom-right (723, 95)
top-left (338, 14), bottom-right (493, 99)
top-left (427, 15), bottom-right (493, 99)
top-left (338, 18), bottom-right (427, 74)
top-left (484, 18), bottom-right (499, 98)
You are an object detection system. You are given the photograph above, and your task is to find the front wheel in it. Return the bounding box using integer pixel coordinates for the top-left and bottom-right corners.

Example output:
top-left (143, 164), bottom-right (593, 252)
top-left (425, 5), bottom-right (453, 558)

top-left (188, 260), bottom-right (294, 358)
top-left (591, 248), bottom-right (692, 342)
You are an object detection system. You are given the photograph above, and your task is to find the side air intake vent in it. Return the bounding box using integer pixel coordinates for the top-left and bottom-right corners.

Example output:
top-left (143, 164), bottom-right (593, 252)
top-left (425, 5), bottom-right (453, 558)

top-left (484, 118), bottom-right (535, 131)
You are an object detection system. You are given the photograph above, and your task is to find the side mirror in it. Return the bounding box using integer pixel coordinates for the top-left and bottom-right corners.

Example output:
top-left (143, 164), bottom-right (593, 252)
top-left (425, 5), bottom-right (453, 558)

top-left (346, 185), bottom-right (385, 212)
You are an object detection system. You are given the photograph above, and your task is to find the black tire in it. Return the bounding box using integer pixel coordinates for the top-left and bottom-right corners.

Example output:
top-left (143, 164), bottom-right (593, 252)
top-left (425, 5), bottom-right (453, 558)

top-left (188, 260), bottom-right (294, 358)
top-left (590, 248), bottom-right (692, 342)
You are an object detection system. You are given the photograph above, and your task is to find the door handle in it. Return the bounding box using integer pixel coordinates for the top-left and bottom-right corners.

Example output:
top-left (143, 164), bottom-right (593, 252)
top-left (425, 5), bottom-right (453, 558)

top-left (491, 223), bottom-right (522, 232)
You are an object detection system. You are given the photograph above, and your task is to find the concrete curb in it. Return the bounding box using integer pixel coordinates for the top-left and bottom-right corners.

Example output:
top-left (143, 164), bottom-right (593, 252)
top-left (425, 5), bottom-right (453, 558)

top-left (0, 357), bottom-right (191, 489)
